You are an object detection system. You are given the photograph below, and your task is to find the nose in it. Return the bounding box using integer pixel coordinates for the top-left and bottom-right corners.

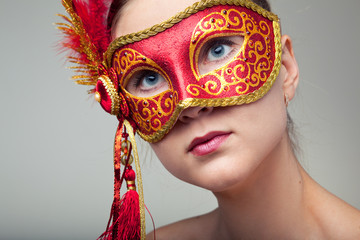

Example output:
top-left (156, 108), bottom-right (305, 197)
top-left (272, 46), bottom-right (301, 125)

top-left (178, 106), bottom-right (213, 123)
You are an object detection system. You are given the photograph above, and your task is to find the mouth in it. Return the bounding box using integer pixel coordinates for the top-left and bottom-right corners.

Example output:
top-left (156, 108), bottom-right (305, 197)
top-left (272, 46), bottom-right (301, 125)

top-left (188, 131), bottom-right (231, 156)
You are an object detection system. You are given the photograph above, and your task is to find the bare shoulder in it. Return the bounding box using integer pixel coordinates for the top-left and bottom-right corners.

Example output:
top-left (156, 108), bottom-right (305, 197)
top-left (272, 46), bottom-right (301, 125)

top-left (324, 196), bottom-right (360, 239)
top-left (146, 209), bottom-right (218, 240)
top-left (306, 173), bottom-right (360, 239)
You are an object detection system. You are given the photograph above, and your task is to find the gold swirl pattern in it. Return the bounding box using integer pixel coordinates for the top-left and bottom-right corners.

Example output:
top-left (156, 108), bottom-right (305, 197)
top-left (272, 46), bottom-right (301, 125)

top-left (126, 91), bottom-right (179, 135)
top-left (112, 48), bottom-right (179, 136)
top-left (188, 7), bottom-right (274, 97)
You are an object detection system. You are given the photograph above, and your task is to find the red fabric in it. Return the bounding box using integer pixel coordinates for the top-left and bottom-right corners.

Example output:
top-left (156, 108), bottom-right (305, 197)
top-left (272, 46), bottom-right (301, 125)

top-left (96, 79), bottom-right (113, 114)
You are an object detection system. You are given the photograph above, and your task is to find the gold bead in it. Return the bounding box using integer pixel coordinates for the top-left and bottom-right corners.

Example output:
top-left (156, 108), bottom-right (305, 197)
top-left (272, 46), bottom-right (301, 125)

top-left (94, 91), bottom-right (101, 103)
top-left (121, 154), bottom-right (133, 165)
top-left (121, 140), bottom-right (129, 151)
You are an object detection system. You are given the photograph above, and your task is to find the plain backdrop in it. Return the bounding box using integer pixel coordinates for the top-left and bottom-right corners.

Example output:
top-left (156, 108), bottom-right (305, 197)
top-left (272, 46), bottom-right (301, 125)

top-left (1, 0), bottom-right (359, 239)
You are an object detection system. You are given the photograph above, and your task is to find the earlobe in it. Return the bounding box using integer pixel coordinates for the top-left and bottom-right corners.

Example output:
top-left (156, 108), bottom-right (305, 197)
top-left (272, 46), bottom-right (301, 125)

top-left (280, 35), bottom-right (299, 101)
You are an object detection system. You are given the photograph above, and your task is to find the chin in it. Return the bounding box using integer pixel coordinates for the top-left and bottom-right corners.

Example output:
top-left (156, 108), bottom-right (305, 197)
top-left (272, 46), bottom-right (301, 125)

top-left (180, 151), bottom-right (264, 193)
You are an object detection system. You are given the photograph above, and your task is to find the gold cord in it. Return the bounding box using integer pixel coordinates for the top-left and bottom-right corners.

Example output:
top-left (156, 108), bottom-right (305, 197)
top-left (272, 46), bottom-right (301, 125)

top-left (124, 120), bottom-right (146, 240)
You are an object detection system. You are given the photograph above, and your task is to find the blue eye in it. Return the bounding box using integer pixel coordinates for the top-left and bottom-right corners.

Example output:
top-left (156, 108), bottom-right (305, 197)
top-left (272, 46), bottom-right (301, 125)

top-left (198, 36), bottom-right (244, 75)
top-left (207, 44), bottom-right (231, 61)
top-left (126, 70), bottom-right (169, 97)
top-left (142, 73), bottom-right (159, 87)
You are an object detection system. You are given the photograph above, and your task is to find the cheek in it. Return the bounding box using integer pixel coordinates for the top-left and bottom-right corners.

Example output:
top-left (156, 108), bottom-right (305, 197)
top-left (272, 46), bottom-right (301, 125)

top-left (150, 132), bottom-right (209, 187)
top-left (225, 75), bottom-right (287, 162)
top-left (246, 77), bottom-right (287, 154)
top-left (150, 138), bottom-right (189, 179)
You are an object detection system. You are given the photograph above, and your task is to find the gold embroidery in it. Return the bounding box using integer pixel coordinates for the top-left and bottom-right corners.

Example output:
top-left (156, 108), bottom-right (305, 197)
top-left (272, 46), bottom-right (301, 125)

top-left (128, 91), bottom-right (179, 135)
top-left (187, 8), bottom-right (273, 96)
top-left (112, 48), bottom-right (179, 135)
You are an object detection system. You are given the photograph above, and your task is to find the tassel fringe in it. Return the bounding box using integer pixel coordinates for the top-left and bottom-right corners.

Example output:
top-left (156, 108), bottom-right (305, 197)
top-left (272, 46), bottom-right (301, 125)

top-left (98, 120), bottom-right (145, 240)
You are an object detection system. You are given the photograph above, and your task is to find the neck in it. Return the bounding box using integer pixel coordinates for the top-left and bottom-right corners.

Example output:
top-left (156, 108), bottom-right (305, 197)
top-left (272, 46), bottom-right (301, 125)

top-left (212, 133), bottom-right (320, 239)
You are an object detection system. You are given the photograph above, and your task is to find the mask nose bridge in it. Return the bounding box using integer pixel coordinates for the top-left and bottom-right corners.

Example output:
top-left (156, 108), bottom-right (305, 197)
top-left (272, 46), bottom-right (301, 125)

top-left (174, 62), bottom-right (197, 102)
top-left (161, 42), bottom-right (197, 101)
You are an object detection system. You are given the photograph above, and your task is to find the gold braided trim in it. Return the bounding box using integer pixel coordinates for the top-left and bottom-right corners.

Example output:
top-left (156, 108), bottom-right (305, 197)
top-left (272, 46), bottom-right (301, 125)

top-left (139, 21), bottom-right (282, 143)
top-left (98, 75), bottom-right (121, 115)
top-left (124, 120), bottom-right (146, 240)
top-left (104, 0), bottom-right (279, 67)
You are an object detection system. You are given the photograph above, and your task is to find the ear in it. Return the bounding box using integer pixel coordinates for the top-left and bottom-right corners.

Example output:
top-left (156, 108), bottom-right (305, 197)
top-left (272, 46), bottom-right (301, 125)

top-left (280, 35), bottom-right (299, 101)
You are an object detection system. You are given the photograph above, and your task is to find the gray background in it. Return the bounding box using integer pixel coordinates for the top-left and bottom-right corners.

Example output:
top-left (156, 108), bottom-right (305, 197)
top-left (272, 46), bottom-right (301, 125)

top-left (1, 0), bottom-right (359, 239)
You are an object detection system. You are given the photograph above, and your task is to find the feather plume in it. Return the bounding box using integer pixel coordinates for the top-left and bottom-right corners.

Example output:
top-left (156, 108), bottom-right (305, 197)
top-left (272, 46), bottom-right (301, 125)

top-left (56, 0), bottom-right (112, 86)
top-left (72, 0), bottom-right (111, 55)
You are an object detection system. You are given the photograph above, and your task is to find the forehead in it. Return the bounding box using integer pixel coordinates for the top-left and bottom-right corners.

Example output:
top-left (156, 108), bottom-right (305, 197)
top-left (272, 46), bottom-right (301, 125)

top-left (114, 0), bottom-right (198, 37)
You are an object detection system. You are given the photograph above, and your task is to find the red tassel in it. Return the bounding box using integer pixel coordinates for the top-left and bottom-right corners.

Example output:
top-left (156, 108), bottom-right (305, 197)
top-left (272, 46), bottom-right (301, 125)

top-left (98, 167), bottom-right (141, 240)
top-left (116, 166), bottom-right (141, 240)
top-left (98, 125), bottom-right (142, 240)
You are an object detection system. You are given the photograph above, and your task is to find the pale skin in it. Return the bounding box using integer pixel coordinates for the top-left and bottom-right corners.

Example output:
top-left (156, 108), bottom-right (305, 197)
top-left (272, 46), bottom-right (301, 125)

top-left (114, 0), bottom-right (360, 239)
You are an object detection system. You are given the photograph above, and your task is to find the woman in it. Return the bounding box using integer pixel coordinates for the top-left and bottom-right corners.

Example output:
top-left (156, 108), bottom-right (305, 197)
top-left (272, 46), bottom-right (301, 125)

top-left (58, 0), bottom-right (360, 239)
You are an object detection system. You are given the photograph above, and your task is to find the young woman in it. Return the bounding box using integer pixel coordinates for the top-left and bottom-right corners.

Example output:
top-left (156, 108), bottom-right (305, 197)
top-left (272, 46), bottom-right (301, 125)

top-left (58, 0), bottom-right (360, 239)
top-left (112, 0), bottom-right (360, 239)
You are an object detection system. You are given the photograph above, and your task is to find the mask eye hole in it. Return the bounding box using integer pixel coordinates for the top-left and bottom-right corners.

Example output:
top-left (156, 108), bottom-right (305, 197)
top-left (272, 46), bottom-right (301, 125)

top-left (198, 35), bottom-right (244, 75)
top-left (125, 69), bottom-right (169, 97)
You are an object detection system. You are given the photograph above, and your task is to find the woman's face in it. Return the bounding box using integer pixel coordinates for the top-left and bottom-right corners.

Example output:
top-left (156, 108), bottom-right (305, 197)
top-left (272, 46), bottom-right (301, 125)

top-left (115, 0), bottom-right (294, 192)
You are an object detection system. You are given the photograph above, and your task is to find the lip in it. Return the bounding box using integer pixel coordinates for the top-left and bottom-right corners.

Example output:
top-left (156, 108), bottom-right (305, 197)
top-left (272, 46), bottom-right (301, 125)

top-left (188, 131), bottom-right (231, 156)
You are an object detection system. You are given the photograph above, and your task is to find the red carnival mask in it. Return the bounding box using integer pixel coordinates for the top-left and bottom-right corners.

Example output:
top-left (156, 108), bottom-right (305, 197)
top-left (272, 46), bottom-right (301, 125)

top-left (105, 2), bottom-right (282, 143)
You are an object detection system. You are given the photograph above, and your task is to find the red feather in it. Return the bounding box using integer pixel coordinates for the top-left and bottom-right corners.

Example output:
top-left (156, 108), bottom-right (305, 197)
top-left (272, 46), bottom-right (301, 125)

top-left (73, 0), bottom-right (111, 55)
top-left (57, 0), bottom-right (113, 86)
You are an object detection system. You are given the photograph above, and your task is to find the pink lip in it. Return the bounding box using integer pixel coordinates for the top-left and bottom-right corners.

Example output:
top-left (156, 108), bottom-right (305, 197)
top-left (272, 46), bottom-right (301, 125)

top-left (188, 132), bottom-right (231, 156)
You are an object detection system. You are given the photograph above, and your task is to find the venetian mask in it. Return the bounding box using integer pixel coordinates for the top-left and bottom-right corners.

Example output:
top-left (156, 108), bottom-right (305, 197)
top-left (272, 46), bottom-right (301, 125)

top-left (102, 1), bottom-right (281, 142)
